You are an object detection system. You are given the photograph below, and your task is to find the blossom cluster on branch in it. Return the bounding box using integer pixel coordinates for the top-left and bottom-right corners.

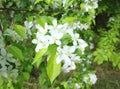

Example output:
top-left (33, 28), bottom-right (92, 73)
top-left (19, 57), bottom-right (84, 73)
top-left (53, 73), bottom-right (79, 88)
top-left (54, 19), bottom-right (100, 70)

top-left (32, 19), bottom-right (88, 73)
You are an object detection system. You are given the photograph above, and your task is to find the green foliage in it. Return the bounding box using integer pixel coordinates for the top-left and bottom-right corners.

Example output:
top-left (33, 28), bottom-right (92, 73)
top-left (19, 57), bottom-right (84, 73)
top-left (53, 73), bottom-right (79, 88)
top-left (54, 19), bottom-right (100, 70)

top-left (13, 24), bottom-right (26, 38)
top-left (47, 44), bottom-right (58, 55)
top-left (1, 0), bottom-right (120, 89)
top-left (32, 48), bottom-right (47, 66)
top-left (9, 45), bottom-right (24, 61)
top-left (34, 0), bottom-right (43, 5)
top-left (47, 54), bottom-right (61, 83)
top-left (93, 15), bottom-right (120, 68)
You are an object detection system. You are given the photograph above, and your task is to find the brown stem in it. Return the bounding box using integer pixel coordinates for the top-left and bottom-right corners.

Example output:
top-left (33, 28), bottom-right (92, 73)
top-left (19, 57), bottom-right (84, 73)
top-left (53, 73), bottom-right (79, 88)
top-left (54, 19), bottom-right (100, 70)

top-left (0, 8), bottom-right (39, 12)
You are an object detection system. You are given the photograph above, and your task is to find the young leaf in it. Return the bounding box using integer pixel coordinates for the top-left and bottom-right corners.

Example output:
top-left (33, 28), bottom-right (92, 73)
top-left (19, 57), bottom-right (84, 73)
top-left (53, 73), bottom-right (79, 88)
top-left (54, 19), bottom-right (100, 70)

top-left (47, 44), bottom-right (57, 55)
top-left (9, 46), bottom-right (23, 61)
top-left (62, 17), bottom-right (76, 24)
top-left (32, 48), bottom-right (47, 64)
top-left (47, 54), bottom-right (61, 83)
top-left (36, 17), bottom-right (46, 27)
top-left (46, 0), bottom-right (52, 5)
top-left (13, 24), bottom-right (26, 38)
top-left (34, 0), bottom-right (43, 5)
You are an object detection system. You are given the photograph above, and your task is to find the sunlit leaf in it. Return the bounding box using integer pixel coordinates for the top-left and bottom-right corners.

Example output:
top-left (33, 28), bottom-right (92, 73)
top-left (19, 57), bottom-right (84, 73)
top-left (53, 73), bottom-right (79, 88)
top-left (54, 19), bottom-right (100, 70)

top-left (13, 24), bottom-right (26, 38)
top-left (34, 0), bottom-right (43, 5)
top-left (32, 48), bottom-right (47, 65)
top-left (47, 54), bottom-right (61, 83)
top-left (62, 17), bottom-right (76, 24)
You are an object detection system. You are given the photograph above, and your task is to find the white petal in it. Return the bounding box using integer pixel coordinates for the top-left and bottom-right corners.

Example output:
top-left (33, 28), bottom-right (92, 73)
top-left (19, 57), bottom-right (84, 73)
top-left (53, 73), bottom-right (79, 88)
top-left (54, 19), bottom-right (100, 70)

top-left (48, 25), bottom-right (54, 30)
top-left (56, 56), bottom-right (63, 64)
top-left (45, 22), bottom-right (48, 29)
top-left (36, 24), bottom-right (42, 30)
top-left (53, 19), bottom-right (57, 27)
top-left (32, 39), bottom-right (38, 44)
top-left (69, 46), bottom-right (76, 53)
top-left (35, 44), bottom-right (42, 52)
top-left (55, 40), bottom-right (61, 45)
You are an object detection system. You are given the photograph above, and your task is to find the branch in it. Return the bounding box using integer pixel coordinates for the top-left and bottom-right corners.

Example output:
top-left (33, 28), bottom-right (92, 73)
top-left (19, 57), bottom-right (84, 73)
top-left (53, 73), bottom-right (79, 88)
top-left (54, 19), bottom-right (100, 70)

top-left (0, 8), bottom-right (39, 12)
top-left (0, 5), bottom-right (80, 12)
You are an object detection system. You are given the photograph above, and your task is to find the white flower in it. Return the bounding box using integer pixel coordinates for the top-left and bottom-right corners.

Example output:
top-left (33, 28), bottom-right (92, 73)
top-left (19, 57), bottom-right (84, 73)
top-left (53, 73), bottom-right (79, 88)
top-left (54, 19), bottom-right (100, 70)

top-left (71, 54), bottom-right (82, 63)
top-left (84, 0), bottom-right (98, 12)
top-left (59, 23), bottom-right (69, 34)
top-left (56, 46), bottom-right (76, 63)
top-left (62, 45), bottom-right (76, 54)
top-left (62, 61), bottom-right (76, 73)
top-left (85, 0), bottom-right (88, 2)
top-left (32, 33), bottom-right (50, 52)
top-left (53, 1), bottom-right (59, 9)
top-left (83, 76), bottom-right (89, 83)
top-left (35, 23), bottom-right (48, 35)
top-left (24, 21), bottom-right (33, 29)
top-left (83, 68), bottom-right (86, 71)
top-left (62, 0), bottom-right (66, 7)
top-left (109, 17), bottom-right (115, 22)
top-left (48, 29), bottom-right (63, 45)
top-left (90, 43), bottom-right (94, 49)
top-left (75, 83), bottom-right (81, 89)
top-left (73, 22), bottom-right (81, 29)
top-left (24, 21), bottom-right (33, 35)
top-left (48, 19), bottom-right (63, 31)
top-left (84, 3), bottom-right (92, 12)
top-left (80, 23), bottom-right (89, 30)
top-left (72, 22), bottom-right (89, 30)
top-left (56, 46), bottom-right (79, 73)
top-left (77, 39), bottom-right (88, 52)
top-left (89, 74), bottom-right (97, 84)
top-left (71, 33), bottom-right (80, 46)
top-left (56, 47), bottom-right (65, 64)
top-left (93, 0), bottom-right (98, 9)
top-left (66, 27), bottom-right (74, 37)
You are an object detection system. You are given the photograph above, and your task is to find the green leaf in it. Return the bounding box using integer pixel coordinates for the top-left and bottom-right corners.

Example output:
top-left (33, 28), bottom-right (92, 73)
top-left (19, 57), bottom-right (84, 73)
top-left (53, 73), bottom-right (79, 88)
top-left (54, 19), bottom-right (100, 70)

top-left (47, 44), bottom-right (58, 55)
top-left (0, 77), bottom-right (3, 86)
top-left (46, 0), bottom-right (53, 5)
top-left (39, 73), bottom-right (46, 86)
top-left (118, 63), bottom-right (120, 69)
top-left (9, 46), bottom-right (23, 61)
top-left (22, 72), bottom-right (30, 81)
top-left (47, 54), bottom-right (61, 83)
top-left (61, 34), bottom-right (72, 46)
top-left (61, 81), bottom-right (69, 89)
top-left (13, 24), bottom-right (26, 38)
top-left (80, 3), bottom-right (85, 9)
top-left (62, 17), bottom-right (76, 24)
top-left (35, 56), bottom-right (45, 68)
top-left (36, 17), bottom-right (46, 27)
top-left (34, 0), bottom-right (43, 5)
top-left (32, 48), bottom-right (47, 64)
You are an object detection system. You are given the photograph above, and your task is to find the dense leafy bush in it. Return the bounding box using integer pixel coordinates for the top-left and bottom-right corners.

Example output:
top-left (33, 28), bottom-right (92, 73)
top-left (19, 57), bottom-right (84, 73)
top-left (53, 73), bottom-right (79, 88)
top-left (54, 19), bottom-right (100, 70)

top-left (0, 0), bottom-right (120, 89)
top-left (93, 0), bottom-right (120, 68)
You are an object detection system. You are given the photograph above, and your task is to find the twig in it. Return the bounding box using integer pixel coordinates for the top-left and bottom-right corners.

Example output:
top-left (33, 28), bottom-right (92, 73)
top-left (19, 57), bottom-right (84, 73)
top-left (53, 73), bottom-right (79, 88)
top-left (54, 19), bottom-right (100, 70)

top-left (0, 8), bottom-right (39, 12)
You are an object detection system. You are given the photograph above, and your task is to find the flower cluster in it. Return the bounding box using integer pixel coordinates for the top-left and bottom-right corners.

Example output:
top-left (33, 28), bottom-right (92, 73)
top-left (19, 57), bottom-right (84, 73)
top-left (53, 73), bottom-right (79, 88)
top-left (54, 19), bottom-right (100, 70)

top-left (24, 21), bottom-right (33, 36)
top-left (32, 19), bottom-right (88, 73)
top-left (83, 73), bottom-right (97, 85)
top-left (84, 0), bottom-right (98, 12)
top-left (72, 21), bottom-right (89, 30)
